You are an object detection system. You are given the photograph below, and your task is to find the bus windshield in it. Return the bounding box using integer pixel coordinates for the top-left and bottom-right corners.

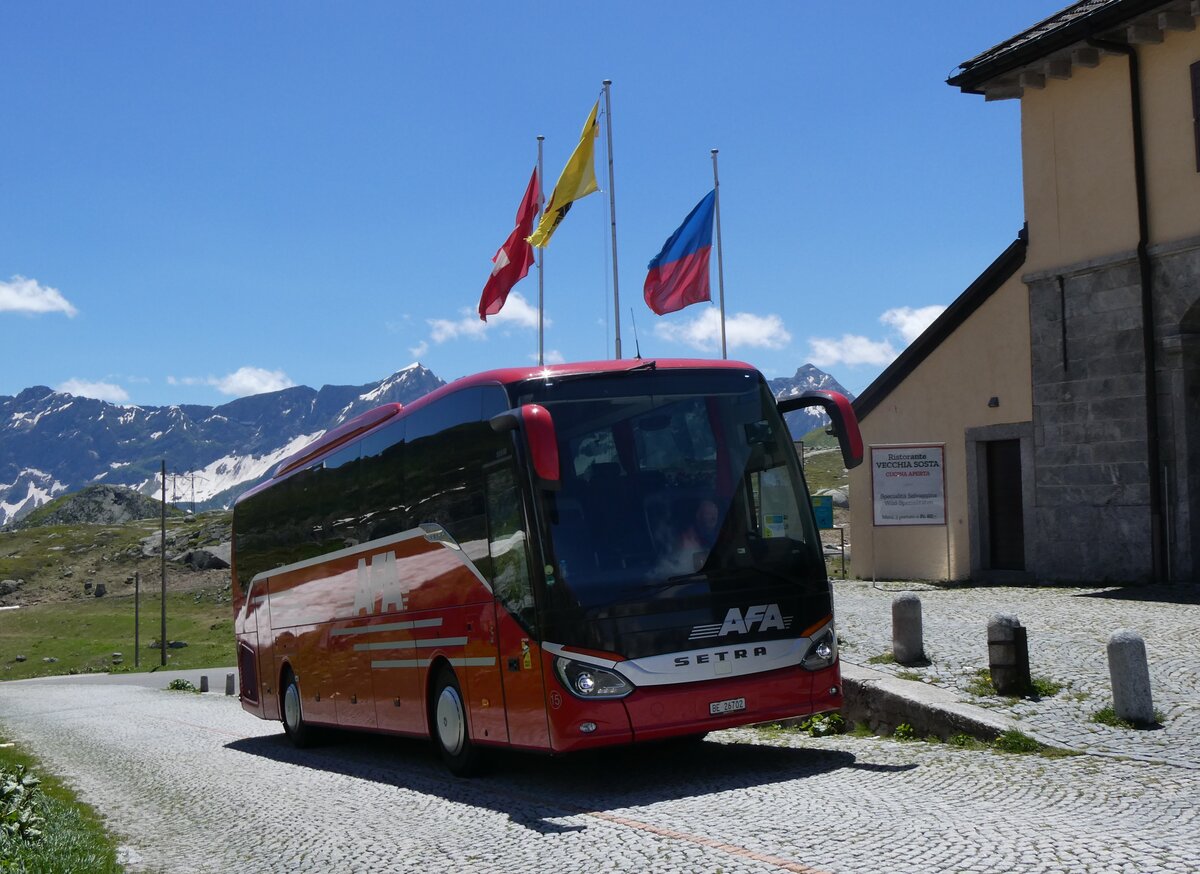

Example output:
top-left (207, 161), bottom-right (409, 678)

top-left (515, 367), bottom-right (828, 659)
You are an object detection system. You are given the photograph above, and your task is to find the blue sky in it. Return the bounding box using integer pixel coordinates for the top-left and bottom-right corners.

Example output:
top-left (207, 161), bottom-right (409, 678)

top-left (1, 1), bottom-right (1065, 407)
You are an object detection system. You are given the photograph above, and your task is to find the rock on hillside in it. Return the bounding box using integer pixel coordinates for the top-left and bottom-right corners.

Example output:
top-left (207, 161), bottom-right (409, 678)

top-left (15, 485), bottom-right (177, 529)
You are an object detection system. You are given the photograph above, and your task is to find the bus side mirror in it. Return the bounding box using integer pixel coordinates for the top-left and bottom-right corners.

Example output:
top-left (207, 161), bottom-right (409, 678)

top-left (490, 404), bottom-right (561, 489)
top-left (777, 390), bottom-right (864, 470)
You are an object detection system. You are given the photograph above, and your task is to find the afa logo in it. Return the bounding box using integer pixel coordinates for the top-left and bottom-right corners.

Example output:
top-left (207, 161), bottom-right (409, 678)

top-left (688, 603), bottom-right (792, 640)
top-left (352, 551), bottom-right (406, 615)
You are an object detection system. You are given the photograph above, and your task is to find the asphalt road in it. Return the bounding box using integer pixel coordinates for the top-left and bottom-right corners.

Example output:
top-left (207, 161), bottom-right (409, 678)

top-left (0, 671), bottom-right (1196, 873)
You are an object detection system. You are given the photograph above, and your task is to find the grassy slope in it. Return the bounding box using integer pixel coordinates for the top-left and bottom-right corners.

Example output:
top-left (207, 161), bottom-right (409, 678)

top-left (1, 590), bottom-right (234, 680)
top-left (1, 512), bottom-right (235, 679)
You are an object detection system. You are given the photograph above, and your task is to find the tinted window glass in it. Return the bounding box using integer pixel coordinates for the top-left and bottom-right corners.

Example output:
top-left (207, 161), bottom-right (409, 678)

top-left (359, 419), bottom-right (406, 540)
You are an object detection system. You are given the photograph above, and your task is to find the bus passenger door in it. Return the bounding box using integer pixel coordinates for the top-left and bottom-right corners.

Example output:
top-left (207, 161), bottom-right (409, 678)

top-left (235, 580), bottom-right (266, 715)
top-left (486, 464), bottom-right (551, 751)
top-left (494, 608), bottom-right (549, 749)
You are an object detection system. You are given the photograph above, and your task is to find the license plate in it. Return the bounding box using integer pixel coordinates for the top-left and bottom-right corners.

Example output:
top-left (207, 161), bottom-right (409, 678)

top-left (709, 697), bottom-right (746, 716)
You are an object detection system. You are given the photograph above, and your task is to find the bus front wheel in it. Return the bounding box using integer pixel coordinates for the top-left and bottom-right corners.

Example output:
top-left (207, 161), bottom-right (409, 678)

top-left (281, 671), bottom-right (316, 749)
top-left (430, 666), bottom-right (484, 776)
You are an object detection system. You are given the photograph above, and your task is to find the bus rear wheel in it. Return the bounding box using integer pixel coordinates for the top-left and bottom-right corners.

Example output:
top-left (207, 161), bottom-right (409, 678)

top-left (281, 671), bottom-right (316, 749)
top-left (430, 666), bottom-right (484, 776)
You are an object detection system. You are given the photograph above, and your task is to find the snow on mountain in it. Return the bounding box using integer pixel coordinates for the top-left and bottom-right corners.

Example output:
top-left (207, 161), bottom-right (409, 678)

top-left (0, 469), bottom-right (68, 523)
top-left (767, 364), bottom-right (856, 439)
top-left (0, 365), bottom-right (444, 526)
top-left (146, 431), bottom-right (325, 506)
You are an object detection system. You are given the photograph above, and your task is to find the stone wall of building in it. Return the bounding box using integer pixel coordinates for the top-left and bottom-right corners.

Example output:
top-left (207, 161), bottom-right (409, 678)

top-left (1027, 256), bottom-right (1152, 582)
top-left (1153, 238), bottom-right (1200, 581)
top-left (1026, 239), bottom-right (1200, 583)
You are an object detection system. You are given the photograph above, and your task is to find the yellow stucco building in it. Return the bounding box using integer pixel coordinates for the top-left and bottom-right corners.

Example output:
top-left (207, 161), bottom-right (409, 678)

top-left (850, 0), bottom-right (1200, 583)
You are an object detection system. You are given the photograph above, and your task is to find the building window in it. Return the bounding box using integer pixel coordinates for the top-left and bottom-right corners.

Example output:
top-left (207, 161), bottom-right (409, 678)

top-left (1193, 61), bottom-right (1200, 172)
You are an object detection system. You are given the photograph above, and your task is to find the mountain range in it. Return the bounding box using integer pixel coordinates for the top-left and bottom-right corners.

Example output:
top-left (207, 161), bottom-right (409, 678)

top-left (0, 361), bottom-right (852, 526)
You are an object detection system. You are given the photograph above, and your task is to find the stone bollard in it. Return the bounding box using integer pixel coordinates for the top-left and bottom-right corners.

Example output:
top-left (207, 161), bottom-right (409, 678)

top-left (225, 673), bottom-right (236, 696)
top-left (891, 594), bottom-right (925, 665)
top-left (1107, 629), bottom-right (1154, 725)
top-left (199, 675), bottom-right (209, 693)
top-left (988, 614), bottom-right (1031, 695)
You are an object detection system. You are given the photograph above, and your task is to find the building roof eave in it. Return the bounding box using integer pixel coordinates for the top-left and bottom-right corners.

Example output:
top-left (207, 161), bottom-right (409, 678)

top-left (947, 0), bottom-right (1179, 94)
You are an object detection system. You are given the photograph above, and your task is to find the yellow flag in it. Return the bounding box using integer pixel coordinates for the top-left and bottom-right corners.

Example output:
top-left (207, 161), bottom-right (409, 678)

top-left (528, 101), bottom-right (600, 248)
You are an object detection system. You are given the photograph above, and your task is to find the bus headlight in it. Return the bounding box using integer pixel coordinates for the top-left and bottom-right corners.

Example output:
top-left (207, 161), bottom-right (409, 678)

top-left (801, 629), bottom-right (838, 671)
top-left (554, 657), bottom-right (634, 699)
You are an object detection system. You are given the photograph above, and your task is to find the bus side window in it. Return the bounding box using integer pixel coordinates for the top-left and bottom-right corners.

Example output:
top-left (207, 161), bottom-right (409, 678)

top-left (324, 442), bottom-right (361, 549)
top-left (485, 463), bottom-right (536, 632)
top-left (407, 389), bottom-right (492, 578)
top-left (359, 419), bottom-right (406, 540)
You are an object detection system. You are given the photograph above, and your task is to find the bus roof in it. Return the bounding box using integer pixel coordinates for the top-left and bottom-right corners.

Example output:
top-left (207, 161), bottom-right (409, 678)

top-left (237, 358), bottom-right (756, 505)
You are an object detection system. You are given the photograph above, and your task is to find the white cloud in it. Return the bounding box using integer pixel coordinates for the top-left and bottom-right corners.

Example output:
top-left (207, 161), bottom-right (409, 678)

top-left (807, 335), bottom-right (898, 368)
top-left (57, 379), bottom-right (130, 403)
top-left (427, 292), bottom-right (542, 344)
top-left (213, 367), bottom-right (295, 397)
top-left (409, 341), bottom-right (429, 359)
top-left (0, 276), bottom-right (78, 317)
top-left (806, 302), bottom-right (947, 369)
top-left (653, 307), bottom-right (792, 353)
top-left (880, 305), bottom-right (946, 344)
top-left (168, 367), bottom-right (295, 397)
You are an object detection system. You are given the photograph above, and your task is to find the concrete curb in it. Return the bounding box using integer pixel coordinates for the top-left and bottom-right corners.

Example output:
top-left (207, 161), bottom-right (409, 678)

top-left (838, 661), bottom-right (1020, 741)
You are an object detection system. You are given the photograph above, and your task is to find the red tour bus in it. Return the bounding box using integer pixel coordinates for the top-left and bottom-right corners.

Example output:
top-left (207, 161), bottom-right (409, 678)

top-left (232, 359), bottom-right (862, 774)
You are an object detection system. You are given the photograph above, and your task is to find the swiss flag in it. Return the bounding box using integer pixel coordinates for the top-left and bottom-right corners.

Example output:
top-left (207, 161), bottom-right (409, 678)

top-left (479, 167), bottom-right (539, 321)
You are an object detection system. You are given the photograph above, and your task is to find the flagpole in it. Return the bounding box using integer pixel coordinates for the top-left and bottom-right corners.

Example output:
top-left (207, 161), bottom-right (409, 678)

top-left (537, 135), bottom-right (545, 366)
top-left (603, 79), bottom-right (622, 359)
top-left (711, 148), bottom-right (728, 360)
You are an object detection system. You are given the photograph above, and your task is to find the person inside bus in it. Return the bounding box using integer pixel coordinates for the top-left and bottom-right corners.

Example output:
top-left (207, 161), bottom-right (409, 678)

top-left (654, 497), bottom-right (721, 576)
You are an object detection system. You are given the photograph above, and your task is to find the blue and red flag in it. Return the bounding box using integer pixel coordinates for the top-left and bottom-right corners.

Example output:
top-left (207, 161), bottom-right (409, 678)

top-left (643, 190), bottom-right (716, 315)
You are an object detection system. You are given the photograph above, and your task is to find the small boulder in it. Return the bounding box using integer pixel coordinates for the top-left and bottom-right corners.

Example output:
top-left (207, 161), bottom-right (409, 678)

top-left (14, 655), bottom-right (26, 662)
top-left (168, 640), bottom-right (188, 649)
top-left (183, 549), bottom-right (229, 571)
top-left (94, 583), bottom-right (107, 598)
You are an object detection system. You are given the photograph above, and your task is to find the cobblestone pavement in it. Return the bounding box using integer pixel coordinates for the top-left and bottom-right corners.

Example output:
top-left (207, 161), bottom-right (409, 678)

top-left (1, 678), bottom-right (1198, 873)
top-left (833, 580), bottom-right (1200, 768)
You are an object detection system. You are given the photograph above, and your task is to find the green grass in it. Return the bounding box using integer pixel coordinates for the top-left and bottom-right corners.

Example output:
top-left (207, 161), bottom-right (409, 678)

top-left (1030, 676), bottom-right (1063, 698)
top-left (992, 729), bottom-right (1042, 754)
top-left (799, 453), bottom-right (849, 495)
top-left (965, 668), bottom-right (1062, 700)
top-left (1091, 705), bottom-right (1164, 729)
top-left (1, 588), bottom-right (234, 680)
top-left (1090, 706), bottom-right (1132, 728)
top-left (966, 668), bottom-right (997, 697)
top-left (896, 670), bottom-right (923, 682)
top-left (0, 743), bottom-right (122, 873)
top-left (866, 652), bottom-right (896, 665)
